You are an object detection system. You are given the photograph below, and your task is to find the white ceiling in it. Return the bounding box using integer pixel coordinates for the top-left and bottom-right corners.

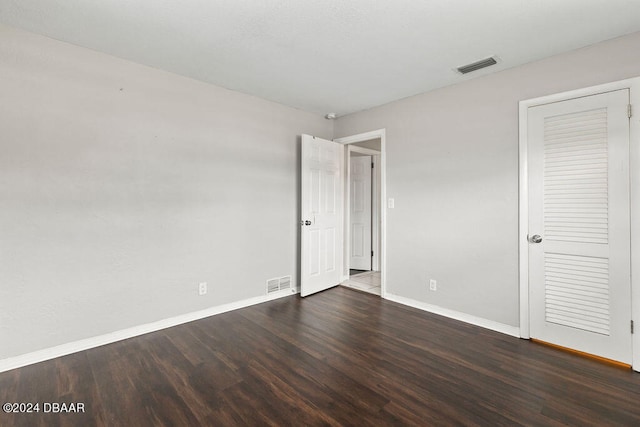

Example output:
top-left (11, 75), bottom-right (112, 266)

top-left (2, 0), bottom-right (640, 117)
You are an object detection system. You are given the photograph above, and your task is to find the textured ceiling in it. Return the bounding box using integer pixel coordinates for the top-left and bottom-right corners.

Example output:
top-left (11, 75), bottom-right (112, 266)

top-left (2, 0), bottom-right (640, 116)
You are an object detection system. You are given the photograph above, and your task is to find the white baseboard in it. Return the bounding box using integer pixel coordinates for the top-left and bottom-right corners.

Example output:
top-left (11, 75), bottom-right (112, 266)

top-left (384, 293), bottom-right (520, 338)
top-left (0, 288), bottom-right (297, 373)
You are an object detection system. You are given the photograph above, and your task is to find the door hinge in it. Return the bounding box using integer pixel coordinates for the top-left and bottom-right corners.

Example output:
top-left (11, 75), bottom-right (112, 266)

top-left (632, 320), bottom-right (634, 334)
top-left (371, 250), bottom-right (374, 257)
top-left (371, 162), bottom-right (374, 169)
top-left (628, 104), bottom-right (632, 119)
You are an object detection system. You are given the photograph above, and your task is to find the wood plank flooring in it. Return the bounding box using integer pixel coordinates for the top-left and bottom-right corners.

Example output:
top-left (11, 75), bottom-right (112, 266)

top-left (2, 286), bottom-right (640, 426)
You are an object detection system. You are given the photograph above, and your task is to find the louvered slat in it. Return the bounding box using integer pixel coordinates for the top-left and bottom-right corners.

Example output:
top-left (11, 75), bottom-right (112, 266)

top-left (543, 108), bottom-right (608, 244)
top-left (544, 253), bottom-right (610, 335)
top-left (543, 106), bottom-right (611, 336)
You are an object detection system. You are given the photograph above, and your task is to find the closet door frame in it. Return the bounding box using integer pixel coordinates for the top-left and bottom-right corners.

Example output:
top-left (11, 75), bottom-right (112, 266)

top-left (518, 76), bottom-right (640, 371)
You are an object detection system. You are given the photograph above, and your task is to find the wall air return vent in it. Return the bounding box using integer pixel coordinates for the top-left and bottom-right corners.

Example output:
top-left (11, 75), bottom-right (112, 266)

top-left (266, 275), bottom-right (293, 294)
top-left (456, 56), bottom-right (497, 74)
top-left (267, 278), bottom-right (280, 294)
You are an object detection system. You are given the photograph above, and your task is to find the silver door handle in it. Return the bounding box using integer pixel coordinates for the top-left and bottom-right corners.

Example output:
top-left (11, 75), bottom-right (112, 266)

top-left (529, 234), bottom-right (543, 243)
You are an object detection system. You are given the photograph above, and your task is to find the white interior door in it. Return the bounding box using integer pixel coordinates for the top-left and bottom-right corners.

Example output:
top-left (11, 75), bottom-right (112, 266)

top-left (300, 134), bottom-right (344, 297)
top-left (528, 89), bottom-right (631, 363)
top-left (350, 155), bottom-right (372, 271)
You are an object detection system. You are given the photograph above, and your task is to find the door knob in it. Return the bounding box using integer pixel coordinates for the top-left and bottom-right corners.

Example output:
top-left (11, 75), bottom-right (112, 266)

top-left (303, 220), bottom-right (312, 226)
top-left (529, 234), bottom-right (542, 243)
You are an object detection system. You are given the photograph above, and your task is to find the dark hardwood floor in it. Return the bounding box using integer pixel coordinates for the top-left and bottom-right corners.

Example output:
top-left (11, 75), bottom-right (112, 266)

top-left (2, 286), bottom-right (640, 426)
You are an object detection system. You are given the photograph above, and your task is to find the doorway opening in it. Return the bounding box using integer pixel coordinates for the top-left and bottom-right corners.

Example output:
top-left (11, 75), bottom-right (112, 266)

top-left (299, 129), bottom-right (386, 298)
top-left (335, 132), bottom-right (385, 297)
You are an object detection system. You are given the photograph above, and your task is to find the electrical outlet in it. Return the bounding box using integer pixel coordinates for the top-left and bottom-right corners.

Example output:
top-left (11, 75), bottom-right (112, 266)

top-left (429, 279), bottom-right (437, 291)
top-left (198, 282), bottom-right (207, 296)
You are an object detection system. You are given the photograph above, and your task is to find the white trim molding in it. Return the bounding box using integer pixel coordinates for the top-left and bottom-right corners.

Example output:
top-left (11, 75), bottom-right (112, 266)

top-left (519, 76), bottom-right (640, 371)
top-left (385, 293), bottom-right (520, 338)
top-left (0, 289), bottom-right (296, 373)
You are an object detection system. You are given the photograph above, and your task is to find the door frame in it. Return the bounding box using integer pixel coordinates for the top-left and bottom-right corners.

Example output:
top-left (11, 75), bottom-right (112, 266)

top-left (348, 146), bottom-right (380, 273)
top-left (518, 77), bottom-right (640, 370)
top-left (334, 129), bottom-right (387, 298)
top-left (372, 154), bottom-right (380, 272)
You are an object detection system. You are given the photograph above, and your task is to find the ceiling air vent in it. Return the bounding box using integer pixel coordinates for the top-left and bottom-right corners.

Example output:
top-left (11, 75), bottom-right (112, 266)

top-left (456, 56), bottom-right (497, 74)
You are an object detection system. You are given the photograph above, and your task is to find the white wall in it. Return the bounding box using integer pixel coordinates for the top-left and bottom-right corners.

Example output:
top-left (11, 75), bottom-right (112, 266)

top-left (352, 138), bottom-right (381, 151)
top-left (4, 22), bottom-right (640, 365)
top-left (334, 31), bottom-right (640, 327)
top-left (0, 25), bottom-right (331, 361)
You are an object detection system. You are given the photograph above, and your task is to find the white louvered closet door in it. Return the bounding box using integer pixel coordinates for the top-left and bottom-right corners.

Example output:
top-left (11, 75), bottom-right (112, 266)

top-left (528, 89), bottom-right (632, 363)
